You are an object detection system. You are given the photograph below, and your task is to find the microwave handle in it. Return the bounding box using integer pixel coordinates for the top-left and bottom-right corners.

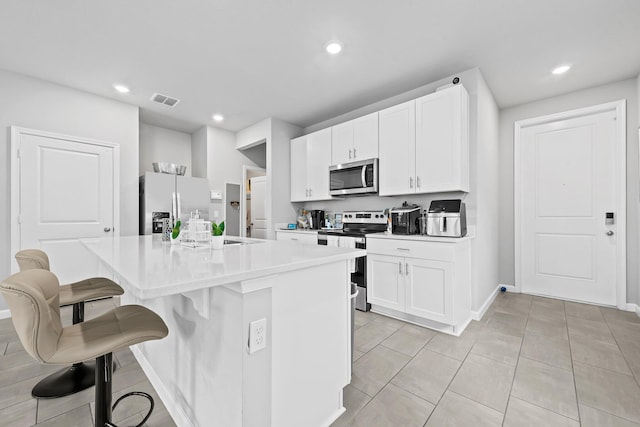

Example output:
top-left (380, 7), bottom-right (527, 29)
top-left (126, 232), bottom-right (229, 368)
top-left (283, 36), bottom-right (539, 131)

top-left (361, 165), bottom-right (367, 188)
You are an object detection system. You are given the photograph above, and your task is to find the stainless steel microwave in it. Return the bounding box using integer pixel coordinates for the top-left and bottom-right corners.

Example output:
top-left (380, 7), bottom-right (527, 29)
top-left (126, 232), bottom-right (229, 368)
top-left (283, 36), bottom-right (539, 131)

top-left (329, 158), bottom-right (378, 196)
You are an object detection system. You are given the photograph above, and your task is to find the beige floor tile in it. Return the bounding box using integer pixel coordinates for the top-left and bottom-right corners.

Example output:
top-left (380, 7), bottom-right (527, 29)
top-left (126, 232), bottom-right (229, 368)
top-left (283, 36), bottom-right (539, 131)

top-left (4, 340), bottom-right (25, 355)
top-left (34, 404), bottom-right (93, 427)
top-left (370, 313), bottom-right (408, 330)
top-left (565, 301), bottom-right (604, 322)
top-left (0, 375), bottom-right (41, 412)
top-left (470, 328), bottom-right (522, 366)
top-left (573, 362), bottom-right (640, 423)
top-left (525, 316), bottom-right (569, 341)
top-left (532, 296), bottom-right (565, 309)
top-left (90, 380), bottom-right (163, 425)
top-left (567, 315), bottom-right (616, 344)
top-left (353, 321), bottom-right (398, 353)
top-left (351, 383), bottom-right (434, 427)
top-left (504, 397), bottom-right (579, 426)
top-left (579, 404), bottom-right (640, 427)
top-left (608, 321), bottom-right (640, 343)
top-left (425, 391), bottom-right (503, 427)
top-left (351, 346), bottom-right (410, 397)
top-left (449, 353), bottom-right (515, 413)
top-left (520, 331), bottom-right (572, 370)
top-left (529, 300), bottom-right (567, 322)
top-left (0, 359), bottom-right (61, 388)
top-left (570, 334), bottom-right (632, 375)
top-left (511, 357), bottom-right (578, 420)
top-left (380, 324), bottom-right (436, 357)
top-left (37, 383), bottom-right (95, 422)
top-left (143, 405), bottom-right (177, 426)
top-left (331, 385), bottom-right (371, 427)
top-left (353, 350), bottom-right (365, 362)
top-left (424, 332), bottom-right (476, 361)
top-left (485, 311), bottom-right (528, 337)
top-left (0, 349), bottom-right (39, 371)
top-left (600, 307), bottom-right (640, 326)
top-left (616, 338), bottom-right (640, 383)
top-left (354, 310), bottom-right (377, 329)
top-left (0, 398), bottom-right (37, 427)
top-left (391, 348), bottom-right (461, 404)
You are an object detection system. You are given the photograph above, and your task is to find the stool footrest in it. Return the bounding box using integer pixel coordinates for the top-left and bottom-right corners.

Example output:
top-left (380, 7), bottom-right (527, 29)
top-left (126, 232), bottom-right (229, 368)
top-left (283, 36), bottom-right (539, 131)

top-left (108, 391), bottom-right (155, 427)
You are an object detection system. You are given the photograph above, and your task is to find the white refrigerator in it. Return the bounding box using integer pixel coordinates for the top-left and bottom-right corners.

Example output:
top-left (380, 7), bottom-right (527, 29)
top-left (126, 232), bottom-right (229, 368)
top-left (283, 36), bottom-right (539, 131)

top-left (139, 172), bottom-right (210, 235)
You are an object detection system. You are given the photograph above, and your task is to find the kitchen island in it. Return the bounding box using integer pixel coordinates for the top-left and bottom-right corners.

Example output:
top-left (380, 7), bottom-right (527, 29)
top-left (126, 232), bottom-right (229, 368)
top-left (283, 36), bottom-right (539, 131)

top-left (83, 235), bottom-right (365, 427)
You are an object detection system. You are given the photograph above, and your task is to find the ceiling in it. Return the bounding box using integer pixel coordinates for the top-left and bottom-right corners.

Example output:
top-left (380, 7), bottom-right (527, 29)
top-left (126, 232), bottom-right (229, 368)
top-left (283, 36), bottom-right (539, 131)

top-left (1, 0), bottom-right (639, 133)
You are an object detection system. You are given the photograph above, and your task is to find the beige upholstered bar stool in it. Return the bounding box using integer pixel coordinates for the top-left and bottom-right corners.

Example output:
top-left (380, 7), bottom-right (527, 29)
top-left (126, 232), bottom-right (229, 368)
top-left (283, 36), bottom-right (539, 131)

top-left (1, 269), bottom-right (168, 427)
top-left (15, 249), bottom-right (124, 398)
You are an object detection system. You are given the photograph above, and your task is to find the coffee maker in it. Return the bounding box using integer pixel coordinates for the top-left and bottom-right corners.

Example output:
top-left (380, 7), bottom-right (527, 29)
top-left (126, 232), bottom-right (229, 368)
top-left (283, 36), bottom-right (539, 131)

top-left (308, 210), bottom-right (325, 230)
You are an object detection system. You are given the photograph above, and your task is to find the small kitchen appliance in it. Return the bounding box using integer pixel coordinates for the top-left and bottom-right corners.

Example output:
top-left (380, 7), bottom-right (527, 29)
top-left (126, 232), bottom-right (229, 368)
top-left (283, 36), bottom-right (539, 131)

top-left (309, 210), bottom-right (325, 230)
top-left (426, 199), bottom-right (467, 237)
top-left (390, 202), bottom-right (421, 235)
top-left (318, 210), bottom-right (388, 311)
top-left (329, 158), bottom-right (378, 196)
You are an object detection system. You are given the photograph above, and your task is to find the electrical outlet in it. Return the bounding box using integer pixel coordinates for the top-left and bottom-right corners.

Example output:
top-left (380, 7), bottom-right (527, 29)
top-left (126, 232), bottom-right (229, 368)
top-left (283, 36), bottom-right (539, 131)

top-left (248, 318), bottom-right (267, 354)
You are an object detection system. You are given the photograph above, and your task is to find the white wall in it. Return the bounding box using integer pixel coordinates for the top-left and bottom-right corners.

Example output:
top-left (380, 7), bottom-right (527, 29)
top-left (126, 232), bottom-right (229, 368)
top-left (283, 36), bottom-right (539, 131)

top-left (0, 69), bottom-right (139, 310)
top-left (139, 123), bottom-right (192, 176)
top-left (499, 78), bottom-right (640, 304)
top-left (191, 126), bottom-right (208, 179)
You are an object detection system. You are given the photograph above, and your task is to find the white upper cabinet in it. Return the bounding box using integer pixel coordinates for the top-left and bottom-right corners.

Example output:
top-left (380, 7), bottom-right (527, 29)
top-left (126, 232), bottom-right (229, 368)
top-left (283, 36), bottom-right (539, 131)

top-left (331, 112), bottom-right (379, 165)
top-left (290, 129), bottom-right (332, 202)
top-left (378, 100), bottom-right (416, 196)
top-left (415, 85), bottom-right (469, 193)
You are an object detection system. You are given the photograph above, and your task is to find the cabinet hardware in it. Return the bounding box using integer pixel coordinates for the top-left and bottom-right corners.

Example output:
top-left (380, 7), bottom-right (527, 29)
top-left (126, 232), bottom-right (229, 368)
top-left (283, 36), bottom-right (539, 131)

top-left (349, 149), bottom-right (352, 159)
top-left (353, 148), bottom-right (357, 158)
top-left (309, 189), bottom-right (312, 197)
top-left (606, 230), bottom-right (614, 236)
top-left (397, 248), bottom-right (411, 251)
top-left (305, 189), bottom-right (308, 197)
top-left (399, 262), bottom-right (403, 274)
top-left (104, 227), bottom-right (111, 232)
top-left (409, 177), bottom-right (413, 188)
top-left (405, 263), bottom-right (409, 275)
top-left (416, 176), bottom-right (421, 188)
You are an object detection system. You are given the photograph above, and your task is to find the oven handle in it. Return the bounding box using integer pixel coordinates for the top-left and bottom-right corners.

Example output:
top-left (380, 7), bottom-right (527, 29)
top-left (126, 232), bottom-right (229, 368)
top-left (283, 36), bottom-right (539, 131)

top-left (361, 165), bottom-right (367, 188)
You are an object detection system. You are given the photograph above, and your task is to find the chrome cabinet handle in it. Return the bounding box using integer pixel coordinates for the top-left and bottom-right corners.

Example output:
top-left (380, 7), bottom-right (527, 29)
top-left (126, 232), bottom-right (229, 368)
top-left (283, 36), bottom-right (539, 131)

top-left (349, 149), bottom-right (352, 159)
top-left (353, 148), bottom-right (357, 158)
top-left (416, 176), bottom-right (421, 188)
top-left (309, 188), bottom-right (312, 197)
top-left (399, 262), bottom-right (402, 275)
top-left (409, 177), bottom-right (413, 188)
top-left (606, 230), bottom-right (614, 236)
top-left (397, 248), bottom-right (411, 252)
top-left (306, 189), bottom-right (309, 197)
top-left (405, 263), bottom-right (409, 275)
top-left (104, 227), bottom-right (111, 232)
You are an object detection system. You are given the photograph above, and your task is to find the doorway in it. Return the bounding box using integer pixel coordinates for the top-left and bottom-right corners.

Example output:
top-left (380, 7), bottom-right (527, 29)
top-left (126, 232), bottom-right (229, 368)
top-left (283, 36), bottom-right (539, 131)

top-left (224, 182), bottom-right (241, 237)
top-left (241, 166), bottom-right (266, 238)
top-left (514, 101), bottom-right (626, 308)
top-left (10, 127), bottom-right (120, 283)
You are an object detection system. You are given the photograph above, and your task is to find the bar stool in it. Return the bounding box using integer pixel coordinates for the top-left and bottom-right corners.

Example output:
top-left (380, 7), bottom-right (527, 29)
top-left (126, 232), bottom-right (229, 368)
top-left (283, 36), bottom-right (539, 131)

top-left (15, 249), bottom-right (125, 398)
top-left (1, 269), bottom-right (169, 427)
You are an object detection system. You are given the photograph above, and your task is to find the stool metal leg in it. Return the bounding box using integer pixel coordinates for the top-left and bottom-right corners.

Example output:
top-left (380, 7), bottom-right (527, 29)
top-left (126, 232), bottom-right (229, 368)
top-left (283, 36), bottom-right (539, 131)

top-left (95, 353), bottom-right (113, 427)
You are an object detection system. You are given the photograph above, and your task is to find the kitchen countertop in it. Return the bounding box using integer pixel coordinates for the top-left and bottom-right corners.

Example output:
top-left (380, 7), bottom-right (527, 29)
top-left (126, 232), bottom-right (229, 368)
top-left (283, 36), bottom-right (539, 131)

top-left (81, 235), bottom-right (365, 299)
top-left (367, 230), bottom-right (475, 243)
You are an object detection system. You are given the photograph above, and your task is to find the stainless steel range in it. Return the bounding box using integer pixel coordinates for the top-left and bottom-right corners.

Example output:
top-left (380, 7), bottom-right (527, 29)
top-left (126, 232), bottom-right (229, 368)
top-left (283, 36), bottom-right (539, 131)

top-left (318, 211), bottom-right (388, 311)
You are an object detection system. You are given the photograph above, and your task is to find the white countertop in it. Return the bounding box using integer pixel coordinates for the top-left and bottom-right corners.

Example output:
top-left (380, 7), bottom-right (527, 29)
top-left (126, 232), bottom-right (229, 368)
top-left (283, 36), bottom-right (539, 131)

top-left (82, 235), bottom-right (365, 299)
top-left (366, 231), bottom-right (475, 243)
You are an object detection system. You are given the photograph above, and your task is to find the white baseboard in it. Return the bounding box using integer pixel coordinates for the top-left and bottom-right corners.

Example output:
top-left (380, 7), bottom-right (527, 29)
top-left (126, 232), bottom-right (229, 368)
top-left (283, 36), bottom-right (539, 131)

top-left (471, 285), bottom-right (501, 321)
top-left (625, 303), bottom-right (640, 317)
top-left (637, 305), bottom-right (640, 318)
top-left (131, 346), bottom-right (193, 427)
top-left (499, 284), bottom-right (518, 293)
top-left (0, 309), bottom-right (11, 320)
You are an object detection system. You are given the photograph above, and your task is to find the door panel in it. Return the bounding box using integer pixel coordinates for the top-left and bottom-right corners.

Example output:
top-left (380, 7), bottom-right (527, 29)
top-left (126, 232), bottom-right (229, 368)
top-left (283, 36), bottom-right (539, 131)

top-left (405, 258), bottom-right (453, 323)
top-left (379, 100), bottom-right (415, 196)
top-left (353, 112), bottom-right (379, 161)
top-left (520, 110), bottom-right (617, 305)
top-left (19, 132), bottom-right (115, 284)
top-left (306, 128), bottom-right (332, 200)
top-left (290, 136), bottom-right (307, 201)
top-left (250, 176), bottom-right (267, 239)
top-left (367, 254), bottom-right (404, 311)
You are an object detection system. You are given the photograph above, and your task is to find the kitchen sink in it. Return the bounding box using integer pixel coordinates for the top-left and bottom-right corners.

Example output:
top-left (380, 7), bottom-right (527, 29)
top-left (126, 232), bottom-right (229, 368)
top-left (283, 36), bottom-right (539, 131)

top-left (223, 239), bottom-right (244, 245)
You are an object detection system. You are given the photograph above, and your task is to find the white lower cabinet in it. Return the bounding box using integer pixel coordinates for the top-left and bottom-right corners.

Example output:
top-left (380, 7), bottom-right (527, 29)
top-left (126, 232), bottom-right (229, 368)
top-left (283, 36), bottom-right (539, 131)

top-left (275, 230), bottom-right (318, 245)
top-left (367, 236), bottom-right (471, 333)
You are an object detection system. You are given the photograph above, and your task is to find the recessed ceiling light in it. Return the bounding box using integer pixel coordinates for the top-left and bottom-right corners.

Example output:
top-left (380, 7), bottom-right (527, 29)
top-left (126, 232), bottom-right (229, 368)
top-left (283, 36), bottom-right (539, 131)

top-left (212, 114), bottom-right (224, 122)
top-left (325, 40), bottom-right (343, 55)
top-left (113, 84), bottom-right (130, 93)
top-left (552, 65), bottom-right (571, 75)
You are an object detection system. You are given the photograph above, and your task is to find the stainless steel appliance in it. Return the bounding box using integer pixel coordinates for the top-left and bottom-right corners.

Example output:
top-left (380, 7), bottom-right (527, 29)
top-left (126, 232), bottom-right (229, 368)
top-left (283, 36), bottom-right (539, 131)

top-left (139, 172), bottom-right (210, 235)
top-left (329, 158), bottom-right (378, 196)
top-left (390, 203), bottom-right (421, 235)
top-left (308, 210), bottom-right (325, 230)
top-left (318, 210), bottom-right (388, 311)
top-left (426, 199), bottom-right (467, 237)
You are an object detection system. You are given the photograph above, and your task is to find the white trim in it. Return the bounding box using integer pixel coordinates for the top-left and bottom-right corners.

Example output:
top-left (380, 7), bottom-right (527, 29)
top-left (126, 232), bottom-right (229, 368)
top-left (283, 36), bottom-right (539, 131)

top-left (514, 100), bottom-right (627, 309)
top-left (10, 126), bottom-right (121, 274)
top-left (624, 303), bottom-right (638, 313)
top-left (471, 285), bottom-right (501, 321)
top-left (0, 309), bottom-right (11, 320)
top-left (131, 346), bottom-right (193, 427)
top-left (636, 304), bottom-right (640, 319)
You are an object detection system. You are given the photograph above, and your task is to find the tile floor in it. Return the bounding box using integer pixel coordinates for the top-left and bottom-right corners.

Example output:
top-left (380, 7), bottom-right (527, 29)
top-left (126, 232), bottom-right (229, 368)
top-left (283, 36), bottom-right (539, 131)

top-left (332, 292), bottom-right (640, 427)
top-left (1, 293), bottom-right (639, 426)
top-left (0, 298), bottom-right (175, 427)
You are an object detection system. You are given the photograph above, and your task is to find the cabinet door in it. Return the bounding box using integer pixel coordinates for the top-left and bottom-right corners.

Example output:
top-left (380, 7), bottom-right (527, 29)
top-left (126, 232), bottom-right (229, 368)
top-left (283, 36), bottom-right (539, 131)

top-left (367, 254), bottom-right (405, 311)
top-left (306, 128), bottom-right (332, 200)
top-left (378, 100), bottom-right (416, 196)
top-left (331, 121), bottom-right (354, 165)
top-left (405, 257), bottom-right (454, 324)
top-left (353, 112), bottom-right (379, 161)
top-left (415, 85), bottom-right (469, 193)
top-left (290, 136), bottom-right (308, 201)
top-left (276, 231), bottom-right (318, 245)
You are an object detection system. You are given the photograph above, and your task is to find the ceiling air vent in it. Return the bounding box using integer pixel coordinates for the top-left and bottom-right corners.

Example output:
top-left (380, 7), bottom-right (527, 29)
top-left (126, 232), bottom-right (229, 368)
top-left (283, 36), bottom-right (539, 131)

top-left (150, 93), bottom-right (180, 107)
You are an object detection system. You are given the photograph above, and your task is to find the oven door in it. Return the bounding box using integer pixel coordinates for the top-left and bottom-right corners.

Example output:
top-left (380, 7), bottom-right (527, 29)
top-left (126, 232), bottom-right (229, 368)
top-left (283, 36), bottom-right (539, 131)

top-left (329, 158), bottom-right (378, 196)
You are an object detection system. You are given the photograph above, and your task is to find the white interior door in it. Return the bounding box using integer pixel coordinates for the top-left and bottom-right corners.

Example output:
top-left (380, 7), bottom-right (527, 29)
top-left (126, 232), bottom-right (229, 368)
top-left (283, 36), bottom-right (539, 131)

top-left (518, 108), bottom-right (621, 305)
top-left (250, 176), bottom-right (267, 239)
top-left (13, 128), bottom-right (117, 284)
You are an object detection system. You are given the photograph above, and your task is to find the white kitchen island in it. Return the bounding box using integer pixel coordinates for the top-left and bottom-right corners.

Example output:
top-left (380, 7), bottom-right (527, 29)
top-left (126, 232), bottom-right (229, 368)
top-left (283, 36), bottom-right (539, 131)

top-left (83, 235), bottom-right (365, 427)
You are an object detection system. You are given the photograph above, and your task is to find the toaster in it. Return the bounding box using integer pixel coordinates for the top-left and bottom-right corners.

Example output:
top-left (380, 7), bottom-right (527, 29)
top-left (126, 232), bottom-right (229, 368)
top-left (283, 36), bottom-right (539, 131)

top-left (426, 199), bottom-right (467, 237)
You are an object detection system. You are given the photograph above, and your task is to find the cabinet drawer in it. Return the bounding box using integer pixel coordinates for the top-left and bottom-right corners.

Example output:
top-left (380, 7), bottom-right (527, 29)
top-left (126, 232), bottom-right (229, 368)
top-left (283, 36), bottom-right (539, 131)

top-left (366, 238), bottom-right (454, 261)
top-left (276, 231), bottom-right (318, 245)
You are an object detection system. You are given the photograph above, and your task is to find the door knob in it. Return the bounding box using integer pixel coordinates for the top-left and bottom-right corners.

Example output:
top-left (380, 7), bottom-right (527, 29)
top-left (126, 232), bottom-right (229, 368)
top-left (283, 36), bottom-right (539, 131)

top-left (104, 227), bottom-right (111, 232)
top-left (606, 230), bottom-right (614, 236)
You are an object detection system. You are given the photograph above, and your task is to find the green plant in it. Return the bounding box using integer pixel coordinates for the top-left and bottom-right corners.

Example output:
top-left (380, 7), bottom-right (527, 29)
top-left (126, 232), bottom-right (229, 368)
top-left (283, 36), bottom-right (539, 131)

top-left (172, 220), bottom-right (181, 239)
top-left (211, 221), bottom-right (225, 236)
